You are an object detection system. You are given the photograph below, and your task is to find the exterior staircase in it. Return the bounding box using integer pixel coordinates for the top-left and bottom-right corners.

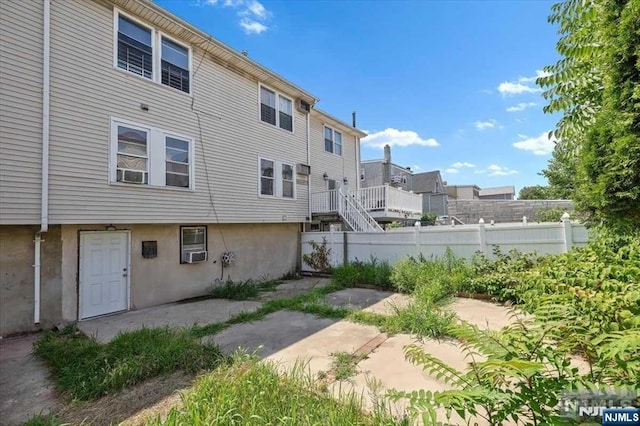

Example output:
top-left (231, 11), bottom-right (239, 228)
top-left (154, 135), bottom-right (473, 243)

top-left (339, 188), bottom-right (384, 232)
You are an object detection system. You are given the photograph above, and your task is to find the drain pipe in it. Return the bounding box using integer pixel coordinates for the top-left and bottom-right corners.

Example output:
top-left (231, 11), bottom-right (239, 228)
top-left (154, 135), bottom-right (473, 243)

top-left (35, 0), bottom-right (51, 325)
top-left (306, 109), bottom-right (311, 221)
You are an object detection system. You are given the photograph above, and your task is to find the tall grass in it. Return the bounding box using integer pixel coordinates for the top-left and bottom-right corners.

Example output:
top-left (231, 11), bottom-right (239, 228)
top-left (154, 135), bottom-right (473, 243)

top-left (391, 249), bottom-right (470, 303)
top-left (33, 324), bottom-right (226, 401)
top-left (332, 258), bottom-right (393, 289)
top-left (149, 356), bottom-right (408, 425)
top-left (209, 278), bottom-right (280, 300)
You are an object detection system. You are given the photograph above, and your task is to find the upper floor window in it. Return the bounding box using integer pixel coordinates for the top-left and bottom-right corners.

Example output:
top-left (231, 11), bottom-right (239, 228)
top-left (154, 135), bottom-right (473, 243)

top-left (260, 86), bottom-right (293, 132)
top-left (110, 118), bottom-right (194, 189)
top-left (324, 126), bottom-right (342, 156)
top-left (117, 15), bottom-right (153, 79)
top-left (161, 37), bottom-right (190, 93)
top-left (259, 157), bottom-right (295, 199)
top-left (115, 10), bottom-right (191, 94)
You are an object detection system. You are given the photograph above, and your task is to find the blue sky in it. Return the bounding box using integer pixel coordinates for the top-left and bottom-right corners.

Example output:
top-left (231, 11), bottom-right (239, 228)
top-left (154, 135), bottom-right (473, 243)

top-left (157, 0), bottom-right (560, 195)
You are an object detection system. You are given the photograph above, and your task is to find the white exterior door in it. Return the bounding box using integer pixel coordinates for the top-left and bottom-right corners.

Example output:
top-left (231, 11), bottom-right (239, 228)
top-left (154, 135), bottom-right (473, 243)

top-left (79, 231), bottom-right (129, 319)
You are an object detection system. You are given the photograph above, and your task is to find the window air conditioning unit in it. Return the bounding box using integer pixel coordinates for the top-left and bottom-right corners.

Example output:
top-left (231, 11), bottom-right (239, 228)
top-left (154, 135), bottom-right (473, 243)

top-left (297, 100), bottom-right (311, 114)
top-left (296, 163), bottom-right (311, 175)
top-left (185, 250), bottom-right (208, 263)
top-left (390, 175), bottom-right (406, 184)
top-left (120, 170), bottom-right (147, 184)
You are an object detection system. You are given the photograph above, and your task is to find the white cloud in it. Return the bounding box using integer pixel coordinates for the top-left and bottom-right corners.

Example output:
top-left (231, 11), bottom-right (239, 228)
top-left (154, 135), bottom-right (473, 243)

top-left (246, 0), bottom-right (268, 18)
top-left (201, 0), bottom-right (271, 34)
top-left (451, 162), bottom-right (475, 168)
top-left (240, 18), bottom-right (267, 34)
top-left (481, 89), bottom-right (493, 94)
top-left (512, 132), bottom-right (556, 155)
top-left (518, 70), bottom-right (552, 83)
top-left (497, 82), bottom-right (541, 95)
top-left (486, 164), bottom-right (518, 176)
top-left (411, 165), bottom-right (422, 171)
top-left (506, 102), bottom-right (537, 112)
top-left (445, 168), bottom-right (459, 174)
top-left (361, 128), bottom-right (439, 149)
top-left (474, 119), bottom-right (498, 130)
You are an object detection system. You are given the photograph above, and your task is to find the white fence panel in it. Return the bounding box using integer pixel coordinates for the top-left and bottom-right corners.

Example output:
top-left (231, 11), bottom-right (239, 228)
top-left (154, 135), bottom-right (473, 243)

top-left (301, 221), bottom-right (589, 271)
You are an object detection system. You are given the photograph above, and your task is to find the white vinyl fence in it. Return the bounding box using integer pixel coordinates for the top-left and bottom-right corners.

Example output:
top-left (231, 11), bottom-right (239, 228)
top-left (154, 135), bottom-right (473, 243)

top-left (301, 218), bottom-right (589, 271)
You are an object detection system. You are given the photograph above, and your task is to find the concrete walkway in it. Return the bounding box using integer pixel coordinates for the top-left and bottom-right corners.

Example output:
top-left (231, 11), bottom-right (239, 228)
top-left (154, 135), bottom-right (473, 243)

top-left (0, 334), bottom-right (58, 425)
top-left (79, 277), bottom-right (332, 343)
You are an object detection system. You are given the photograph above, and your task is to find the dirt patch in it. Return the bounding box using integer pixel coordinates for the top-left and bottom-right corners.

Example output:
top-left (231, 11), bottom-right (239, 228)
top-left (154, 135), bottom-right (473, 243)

top-left (56, 372), bottom-right (193, 426)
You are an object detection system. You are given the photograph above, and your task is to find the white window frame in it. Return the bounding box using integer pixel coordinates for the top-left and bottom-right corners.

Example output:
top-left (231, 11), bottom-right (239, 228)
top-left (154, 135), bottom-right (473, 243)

top-left (110, 117), bottom-right (195, 190)
top-left (258, 157), bottom-right (296, 200)
top-left (324, 125), bottom-right (343, 156)
top-left (113, 8), bottom-right (193, 95)
top-left (258, 83), bottom-right (294, 133)
top-left (180, 226), bottom-right (207, 264)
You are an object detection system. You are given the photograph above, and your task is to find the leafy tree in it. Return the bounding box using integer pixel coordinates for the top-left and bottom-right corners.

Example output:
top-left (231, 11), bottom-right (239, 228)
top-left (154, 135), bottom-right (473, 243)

top-left (518, 185), bottom-right (554, 200)
top-left (540, 0), bottom-right (640, 229)
top-left (537, 0), bottom-right (603, 201)
top-left (574, 0), bottom-right (640, 229)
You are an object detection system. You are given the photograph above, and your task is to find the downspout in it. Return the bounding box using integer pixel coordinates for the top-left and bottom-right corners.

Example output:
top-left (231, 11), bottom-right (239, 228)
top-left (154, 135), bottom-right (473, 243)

top-left (35, 0), bottom-right (51, 325)
top-left (306, 110), bottom-right (311, 222)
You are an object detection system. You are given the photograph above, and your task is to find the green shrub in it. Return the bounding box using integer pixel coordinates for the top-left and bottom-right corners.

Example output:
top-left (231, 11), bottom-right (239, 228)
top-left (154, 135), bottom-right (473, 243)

top-left (390, 249), bottom-right (470, 302)
top-left (420, 212), bottom-right (438, 226)
top-left (33, 324), bottom-right (226, 401)
top-left (303, 238), bottom-right (333, 273)
top-left (332, 257), bottom-right (393, 289)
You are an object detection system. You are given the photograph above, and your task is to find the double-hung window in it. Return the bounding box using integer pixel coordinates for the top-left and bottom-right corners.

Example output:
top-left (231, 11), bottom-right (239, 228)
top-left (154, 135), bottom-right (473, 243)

top-left (116, 125), bottom-right (149, 184)
top-left (161, 37), bottom-right (190, 93)
top-left (259, 157), bottom-right (295, 199)
top-left (324, 126), bottom-right (342, 156)
top-left (260, 86), bottom-right (293, 132)
top-left (117, 15), bottom-right (153, 79)
top-left (111, 119), bottom-right (193, 189)
top-left (115, 10), bottom-right (191, 94)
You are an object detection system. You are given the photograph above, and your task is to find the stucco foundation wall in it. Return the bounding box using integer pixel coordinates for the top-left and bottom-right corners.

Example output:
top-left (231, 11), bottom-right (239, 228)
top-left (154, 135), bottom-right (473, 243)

top-left (61, 223), bottom-right (299, 320)
top-left (0, 225), bottom-right (62, 336)
top-left (448, 200), bottom-right (575, 224)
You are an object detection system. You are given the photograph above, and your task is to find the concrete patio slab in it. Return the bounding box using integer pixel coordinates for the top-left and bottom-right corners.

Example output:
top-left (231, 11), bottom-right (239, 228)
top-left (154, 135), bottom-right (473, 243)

top-left (79, 299), bottom-right (261, 343)
top-left (331, 334), bottom-right (491, 425)
top-left (205, 311), bottom-right (336, 357)
top-left (205, 310), bottom-right (381, 375)
top-left (0, 334), bottom-right (58, 426)
top-left (362, 293), bottom-right (413, 316)
top-left (323, 288), bottom-right (395, 310)
top-left (265, 319), bottom-right (381, 375)
top-left (257, 277), bottom-right (332, 302)
top-left (449, 297), bottom-right (524, 330)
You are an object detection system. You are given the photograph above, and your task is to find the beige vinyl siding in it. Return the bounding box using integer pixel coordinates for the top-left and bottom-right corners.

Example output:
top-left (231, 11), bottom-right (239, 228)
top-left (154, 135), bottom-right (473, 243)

top-left (46, 0), bottom-right (308, 224)
top-left (309, 113), bottom-right (358, 194)
top-left (0, 1), bottom-right (43, 224)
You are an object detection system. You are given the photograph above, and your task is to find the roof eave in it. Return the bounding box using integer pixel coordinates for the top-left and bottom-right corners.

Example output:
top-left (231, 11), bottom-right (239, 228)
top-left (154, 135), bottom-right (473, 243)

top-left (112, 0), bottom-right (318, 104)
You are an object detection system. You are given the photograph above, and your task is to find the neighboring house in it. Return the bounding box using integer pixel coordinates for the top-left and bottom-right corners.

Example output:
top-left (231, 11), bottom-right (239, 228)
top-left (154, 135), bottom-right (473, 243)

top-left (479, 186), bottom-right (516, 200)
top-left (353, 145), bottom-right (422, 224)
top-left (446, 185), bottom-right (481, 200)
top-left (411, 170), bottom-right (448, 216)
top-left (445, 185), bottom-right (515, 201)
top-left (0, 0), bottom-right (366, 335)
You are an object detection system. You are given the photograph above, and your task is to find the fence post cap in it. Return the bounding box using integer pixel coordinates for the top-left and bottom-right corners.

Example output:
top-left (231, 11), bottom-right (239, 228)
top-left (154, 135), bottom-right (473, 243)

top-left (478, 218), bottom-right (485, 224)
top-left (561, 212), bottom-right (571, 220)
